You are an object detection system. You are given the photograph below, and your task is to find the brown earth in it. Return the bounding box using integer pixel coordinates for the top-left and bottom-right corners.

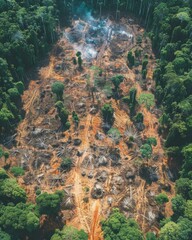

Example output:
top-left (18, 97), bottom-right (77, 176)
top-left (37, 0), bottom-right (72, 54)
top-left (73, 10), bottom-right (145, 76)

top-left (3, 17), bottom-right (174, 239)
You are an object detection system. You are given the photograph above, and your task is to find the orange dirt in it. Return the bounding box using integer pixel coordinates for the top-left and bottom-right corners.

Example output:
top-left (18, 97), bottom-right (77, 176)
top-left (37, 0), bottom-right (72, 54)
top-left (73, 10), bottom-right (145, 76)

top-left (3, 17), bottom-right (175, 240)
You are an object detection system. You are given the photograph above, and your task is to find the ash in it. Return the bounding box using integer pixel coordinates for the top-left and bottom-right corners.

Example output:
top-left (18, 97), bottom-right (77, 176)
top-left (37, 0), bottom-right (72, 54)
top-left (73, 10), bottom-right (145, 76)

top-left (64, 14), bottom-right (133, 62)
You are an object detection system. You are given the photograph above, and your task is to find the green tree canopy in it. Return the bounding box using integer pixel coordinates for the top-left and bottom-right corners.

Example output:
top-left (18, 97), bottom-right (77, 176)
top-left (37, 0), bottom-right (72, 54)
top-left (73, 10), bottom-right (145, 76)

top-left (36, 191), bottom-right (63, 215)
top-left (51, 226), bottom-right (88, 240)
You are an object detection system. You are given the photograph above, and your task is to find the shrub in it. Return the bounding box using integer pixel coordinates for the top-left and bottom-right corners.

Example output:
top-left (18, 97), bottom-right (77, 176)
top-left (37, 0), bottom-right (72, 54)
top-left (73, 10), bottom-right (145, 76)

top-left (10, 167), bottom-right (25, 177)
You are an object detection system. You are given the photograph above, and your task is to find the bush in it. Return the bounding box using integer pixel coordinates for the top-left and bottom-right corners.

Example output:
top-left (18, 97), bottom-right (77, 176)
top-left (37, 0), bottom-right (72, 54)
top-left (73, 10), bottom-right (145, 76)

top-left (51, 82), bottom-right (64, 100)
top-left (60, 158), bottom-right (72, 171)
top-left (10, 166), bottom-right (25, 177)
top-left (155, 193), bottom-right (169, 205)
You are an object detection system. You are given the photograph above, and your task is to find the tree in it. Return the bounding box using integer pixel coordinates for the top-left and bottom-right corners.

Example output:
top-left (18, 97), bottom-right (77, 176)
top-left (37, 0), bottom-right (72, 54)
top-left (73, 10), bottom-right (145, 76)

top-left (36, 191), bottom-right (63, 215)
top-left (184, 200), bottom-right (192, 220)
top-left (76, 52), bottom-right (83, 69)
top-left (0, 107), bottom-right (14, 129)
top-left (101, 103), bottom-right (114, 125)
top-left (171, 195), bottom-right (186, 219)
top-left (10, 166), bottom-right (25, 177)
top-left (102, 208), bottom-right (143, 240)
top-left (181, 144), bottom-right (192, 178)
top-left (0, 203), bottom-right (39, 237)
top-left (127, 51), bottom-right (135, 68)
top-left (146, 137), bottom-right (157, 146)
top-left (146, 232), bottom-right (157, 240)
top-left (0, 229), bottom-right (11, 240)
top-left (138, 93), bottom-right (155, 110)
top-left (15, 81), bottom-right (24, 95)
top-left (0, 178), bottom-right (27, 204)
top-left (72, 111), bottom-right (79, 129)
top-left (175, 178), bottom-right (192, 200)
top-left (51, 82), bottom-right (64, 100)
top-left (107, 128), bottom-right (121, 144)
top-left (159, 222), bottom-right (179, 240)
top-left (140, 144), bottom-right (152, 159)
top-left (26, 212), bottom-right (39, 233)
top-left (111, 75), bottom-right (124, 97)
top-left (0, 169), bottom-right (8, 179)
top-left (134, 113), bottom-right (144, 124)
top-left (51, 226), bottom-right (88, 240)
top-left (8, 88), bottom-right (20, 101)
top-left (60, 158), bottom-right (72, 171)
top-left (59, 107), bottom-right (69, 126)
top-left (155, 193), bottom-right (169, 205)
top-left (129, 88), bottom-right (137, 116)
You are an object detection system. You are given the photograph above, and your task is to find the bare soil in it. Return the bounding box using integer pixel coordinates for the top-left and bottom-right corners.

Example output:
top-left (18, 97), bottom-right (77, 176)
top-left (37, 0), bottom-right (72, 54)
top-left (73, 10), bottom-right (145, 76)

top-left (3, 17), bottom-right (174, 239)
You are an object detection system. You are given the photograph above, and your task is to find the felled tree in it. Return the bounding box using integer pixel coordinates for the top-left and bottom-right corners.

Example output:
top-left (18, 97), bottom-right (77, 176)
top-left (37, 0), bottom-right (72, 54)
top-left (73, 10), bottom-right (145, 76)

top-left (51, 82), bottom-right (64, 100)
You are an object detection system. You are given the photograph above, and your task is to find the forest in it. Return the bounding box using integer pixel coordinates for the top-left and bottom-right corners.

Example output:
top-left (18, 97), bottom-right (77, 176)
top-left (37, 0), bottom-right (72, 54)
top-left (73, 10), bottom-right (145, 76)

top-left (0, 0), bottom-right (192, 239)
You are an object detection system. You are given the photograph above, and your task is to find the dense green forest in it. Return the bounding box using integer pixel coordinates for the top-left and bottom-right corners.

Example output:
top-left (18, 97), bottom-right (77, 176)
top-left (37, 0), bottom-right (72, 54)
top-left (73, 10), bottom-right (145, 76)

top-left (0, 0), bottom-right (192, 239)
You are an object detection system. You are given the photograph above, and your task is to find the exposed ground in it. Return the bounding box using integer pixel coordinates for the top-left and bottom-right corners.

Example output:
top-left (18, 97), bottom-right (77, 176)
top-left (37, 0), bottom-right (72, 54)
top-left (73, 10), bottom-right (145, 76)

top-left (4, 16), bottom-right (174, 239)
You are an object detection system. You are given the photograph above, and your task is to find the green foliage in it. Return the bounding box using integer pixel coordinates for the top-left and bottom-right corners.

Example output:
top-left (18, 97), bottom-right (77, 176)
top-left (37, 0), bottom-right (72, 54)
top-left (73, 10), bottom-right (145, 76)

top-left (55, 101), bottom-right (64, 112)
top-left (10, 166), bottom-right (25, 177)
top-left (142, 59), bottom-right (148, 69)
top-left (0, 178), bottom-right (27, 204)
top-left (146, 138), bottom-right (157, 147)
top-left (134, 113), bottom-right (144, 124)
top-left (111, 75), bottom-right (124, 90)
top-left (15, 81), bottom-right (24, 95)
top-left (8, 88), bottom-right (20, 101)
top-left (51, 226), bottom-right (88, 240)
top-left (155, 193), bottom-right (169, 205)
top-left (159, 222), bottom-right (179, 240)
top-left (101, 103), bottom-right (114, 124)
top-left (184, 200), bottom-right (192, 220)
top-left (171, 195), bottom-right (186, 219)
top-left (107, 128), bottom-right (121, 143)
top-left (127, 51), bottom-right (135, 68)
top-left (138, 93), bottom-right (155, 110)
top-left (35, 189), bottom-right (41, 196)
top-left (51, 82), bottom-right (64, 100)
top-left (175, 178), bottom-right (192, 200)
top-left (0, 107), bottom-right (14, 128)
top-left (0, 203), bottom-right (39, 237)
top-left (60, 158), bottom-right (72, 171)
top-left (102, 208), bottom-right (143, 240)
top-left (0, 229), bottom-right (11, 240)
top-left (72, 111), bottom-right (79, 127)
top-left (140, 144), bottom-right (152, 159)
top-left (0, 168), bottom-right (8, 179)
top-left (146, 232), bottom-right (157, 240)
top-left (36, 191), bottom-right (63, 215)
top-left (129, 88), bottom-right (137, 116)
